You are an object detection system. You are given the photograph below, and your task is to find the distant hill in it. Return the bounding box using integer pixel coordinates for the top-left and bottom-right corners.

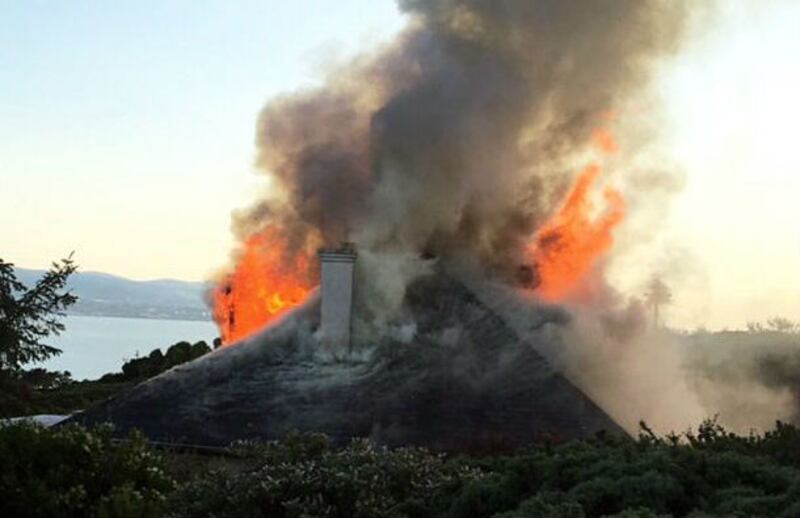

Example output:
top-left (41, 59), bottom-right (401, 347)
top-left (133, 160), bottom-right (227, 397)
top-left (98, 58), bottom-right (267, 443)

top-left (15, 268), bottom-right (211, 321)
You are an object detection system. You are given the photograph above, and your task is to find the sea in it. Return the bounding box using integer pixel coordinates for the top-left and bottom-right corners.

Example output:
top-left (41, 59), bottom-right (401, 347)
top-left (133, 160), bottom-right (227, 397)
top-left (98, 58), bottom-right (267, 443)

top-left (39, 315), bottom-right (219, 381)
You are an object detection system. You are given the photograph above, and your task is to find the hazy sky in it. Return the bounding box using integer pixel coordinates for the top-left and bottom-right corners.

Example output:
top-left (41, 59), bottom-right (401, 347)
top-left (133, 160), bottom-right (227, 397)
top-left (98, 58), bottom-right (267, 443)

top-left (0, 1), bottom-right (404, 278)
top-left (1, 1), bottom-right (798, 330)
top-left (649, 1), bottom-right (800, 330)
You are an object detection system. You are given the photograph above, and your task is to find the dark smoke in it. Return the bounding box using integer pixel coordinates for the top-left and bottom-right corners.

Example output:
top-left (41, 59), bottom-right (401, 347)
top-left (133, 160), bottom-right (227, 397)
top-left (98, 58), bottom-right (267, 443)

top-left (237, 0), bottom-right (691, 286)
top-left (684, 330), bottom-right (800, 431)
top-left (208, 1), bottom-right (800, 436)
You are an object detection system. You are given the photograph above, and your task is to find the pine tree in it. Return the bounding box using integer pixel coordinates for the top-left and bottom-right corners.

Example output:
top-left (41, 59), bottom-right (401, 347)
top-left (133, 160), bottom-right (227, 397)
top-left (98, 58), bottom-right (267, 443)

top-left (0, 256), bottom-right (77, 373)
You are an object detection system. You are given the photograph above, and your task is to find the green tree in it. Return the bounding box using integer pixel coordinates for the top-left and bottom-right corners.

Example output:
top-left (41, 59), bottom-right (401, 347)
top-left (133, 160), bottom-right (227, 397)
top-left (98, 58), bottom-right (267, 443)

top-left (0, 256), bottom-right (78, 373)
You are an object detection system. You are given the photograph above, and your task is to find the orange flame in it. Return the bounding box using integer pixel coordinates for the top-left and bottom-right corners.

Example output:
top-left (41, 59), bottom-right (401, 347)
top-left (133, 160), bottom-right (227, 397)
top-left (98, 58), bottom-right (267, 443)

top-left (592, 128), bottom-right (619, 154)
top-left (212, 226), bottom-right (316, 345)
top-left (530, 163), bottom-right (625, 302)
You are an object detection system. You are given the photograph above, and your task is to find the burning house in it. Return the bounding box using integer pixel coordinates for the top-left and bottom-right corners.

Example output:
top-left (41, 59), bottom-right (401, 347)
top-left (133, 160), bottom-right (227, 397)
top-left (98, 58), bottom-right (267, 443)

top-left (70, 0), bottom-right (698, 447)
top-left (72, 253), bottom-right (625, 449)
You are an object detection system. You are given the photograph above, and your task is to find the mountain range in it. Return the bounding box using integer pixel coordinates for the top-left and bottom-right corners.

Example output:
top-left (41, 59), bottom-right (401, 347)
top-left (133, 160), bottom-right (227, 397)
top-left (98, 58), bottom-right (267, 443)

top-left (16, 268), bottom-right (211, 321)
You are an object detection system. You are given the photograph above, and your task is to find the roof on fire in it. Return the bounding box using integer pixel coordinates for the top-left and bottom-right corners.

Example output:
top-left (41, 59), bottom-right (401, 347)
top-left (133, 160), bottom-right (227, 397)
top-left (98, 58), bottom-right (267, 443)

top-left (68, 274), bottom-right (624, 451)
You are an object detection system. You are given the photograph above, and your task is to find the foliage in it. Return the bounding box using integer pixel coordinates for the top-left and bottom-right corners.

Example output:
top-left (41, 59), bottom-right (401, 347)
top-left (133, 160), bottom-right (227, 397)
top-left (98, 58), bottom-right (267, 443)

top-left (168, 432), bottom-right (482, 518)
top-left (0, 340), bottom-right (211, 418)
top-left (0, 256), bottom-right (77, 372)
top-left (123, 341), bottom-right (210, 381)
top-left (8, 421), bottom-right (800, 517)
top-left (0, 422), bottom-right (174, 518)
top-left (0, 376), bottom-right (136, 418)
top-left (746, 317), bottom-right (800, 334)
top-left (21, 367), bottom-right (74, 389)
top-left (99, 341), bottom-right (212, 383)
top-left (167, 423), bottom-right (800, 518)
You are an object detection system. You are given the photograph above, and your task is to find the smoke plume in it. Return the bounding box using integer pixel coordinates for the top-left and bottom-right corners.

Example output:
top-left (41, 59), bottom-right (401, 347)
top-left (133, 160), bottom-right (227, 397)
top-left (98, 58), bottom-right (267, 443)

top-left (214, 1), bottom-right (800, 435)
top-left (228, 0), bottom-right (692, 320)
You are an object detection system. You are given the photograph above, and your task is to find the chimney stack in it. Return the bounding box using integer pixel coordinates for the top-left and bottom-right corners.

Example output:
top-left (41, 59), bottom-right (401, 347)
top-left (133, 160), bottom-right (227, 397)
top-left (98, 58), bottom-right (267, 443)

top-left (318, 243), bottom-right (356, 350)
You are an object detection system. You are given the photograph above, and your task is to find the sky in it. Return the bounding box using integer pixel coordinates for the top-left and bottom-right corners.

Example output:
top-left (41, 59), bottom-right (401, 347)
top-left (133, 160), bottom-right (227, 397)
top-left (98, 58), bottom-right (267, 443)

top-left (0, 1), bottom-right (404, 279)
top-left (650, 1), bottom-right (800, 329)
top-left (1, 1), bottom-right (798, 330)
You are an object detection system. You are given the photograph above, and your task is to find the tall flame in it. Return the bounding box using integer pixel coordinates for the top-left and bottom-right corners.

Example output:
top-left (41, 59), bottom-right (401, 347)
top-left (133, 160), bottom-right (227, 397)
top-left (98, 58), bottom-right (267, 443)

top-left (212, 226), bottom-right (316, 345)
top-left (530, 129), bottom-right (625, 301)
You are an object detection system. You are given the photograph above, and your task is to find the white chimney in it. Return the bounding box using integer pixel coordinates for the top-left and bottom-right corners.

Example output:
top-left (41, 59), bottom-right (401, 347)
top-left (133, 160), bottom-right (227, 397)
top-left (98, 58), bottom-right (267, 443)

top-left (318, 243), bottom-right (356, 350)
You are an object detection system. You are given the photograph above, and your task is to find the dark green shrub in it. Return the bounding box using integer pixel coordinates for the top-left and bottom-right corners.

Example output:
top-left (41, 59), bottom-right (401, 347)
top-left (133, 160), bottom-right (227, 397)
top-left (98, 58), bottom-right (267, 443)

top-left (21, 368), bottom-right (73, 390)
top-left (444, 474), bottom-right (517, 518)
top-left (493, 492), bottom-right (585, 518)
top-left (435, 423), bottom-right (800, 517)
top-left (118, 341), bottom-right (211, 383)
top-left (0, 422), bottom-right (174, 518)
top-left (7, 421), bottom-right (800, 517)
top-left (168, 433), bottom-right (483, 518)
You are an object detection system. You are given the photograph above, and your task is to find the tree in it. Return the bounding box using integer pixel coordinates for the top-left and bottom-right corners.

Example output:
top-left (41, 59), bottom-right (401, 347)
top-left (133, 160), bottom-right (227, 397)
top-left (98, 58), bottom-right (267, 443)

top-left (766, 316), bottom-right (798, 334)
top-left (644, 276), bottom-right (672, 328)
top-left (0, 256), bottom-right (78, 373)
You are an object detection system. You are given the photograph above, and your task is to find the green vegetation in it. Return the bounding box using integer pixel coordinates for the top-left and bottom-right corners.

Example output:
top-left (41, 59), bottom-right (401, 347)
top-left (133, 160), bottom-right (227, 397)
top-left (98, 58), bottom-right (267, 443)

top-left (5, 420), bottom-right (800, 517)
top-left (0, 256), bottom-right (77, 372)
top-left (0, 255), bottom-right (85, 417)
top-left (0, 371), bottom-right (132, 418)
top-left (100, 341), bottom-right (212, 383)
top-left (0, 340), bottom-right (213, 418)
top-left (0, 422), bottom-right (174, 518)
top-left (4, 258), bottom-right (800, 515)
top-left (0, 254), bottom-right (217, 418)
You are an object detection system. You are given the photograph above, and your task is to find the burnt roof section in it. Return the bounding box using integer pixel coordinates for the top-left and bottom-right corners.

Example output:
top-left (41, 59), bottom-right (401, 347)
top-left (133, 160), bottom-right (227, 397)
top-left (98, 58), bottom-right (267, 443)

top-left (69, 275), bottom-right (624, 451)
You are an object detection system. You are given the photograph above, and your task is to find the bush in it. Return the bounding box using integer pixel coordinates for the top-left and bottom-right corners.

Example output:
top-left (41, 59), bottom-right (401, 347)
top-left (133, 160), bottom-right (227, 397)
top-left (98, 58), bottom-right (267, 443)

top-left (165, 424), bottom-right (800, 517)
top-left (21, 368), bottom-right (73, 390)
top-left (167, 432), bottom-right (483, 518)
top-left (0, 368), bottom-right (134, 418)
top-left (0, 339), bottom-right (212, 418)
top-left (117, 341), bottom-right (211, 382)
top-left (0, 422), bottom-right (174, 518)
top-left (7, 422), bottom-right (800, 517)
